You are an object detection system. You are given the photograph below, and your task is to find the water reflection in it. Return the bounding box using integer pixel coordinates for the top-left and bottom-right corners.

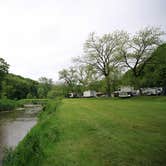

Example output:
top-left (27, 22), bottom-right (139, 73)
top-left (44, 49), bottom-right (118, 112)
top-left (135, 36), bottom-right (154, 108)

top-left (0, 105), bottom-right (42, 165)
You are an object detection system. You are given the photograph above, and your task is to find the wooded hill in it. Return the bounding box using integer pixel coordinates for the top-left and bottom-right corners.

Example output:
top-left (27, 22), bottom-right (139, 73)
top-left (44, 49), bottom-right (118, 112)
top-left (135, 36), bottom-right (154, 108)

top-left (1, 73), bottom-right (39, 99)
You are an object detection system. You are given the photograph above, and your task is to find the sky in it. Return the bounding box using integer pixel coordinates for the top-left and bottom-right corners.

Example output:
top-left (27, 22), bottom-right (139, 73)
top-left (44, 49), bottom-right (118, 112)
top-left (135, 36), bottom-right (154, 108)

top-left (0, 0), bottom-right (166, 81)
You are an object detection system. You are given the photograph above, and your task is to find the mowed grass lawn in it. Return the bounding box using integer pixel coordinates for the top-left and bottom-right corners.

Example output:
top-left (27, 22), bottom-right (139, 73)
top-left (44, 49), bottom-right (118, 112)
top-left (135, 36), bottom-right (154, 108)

top-left (42, 97), bottom-right (166, 166)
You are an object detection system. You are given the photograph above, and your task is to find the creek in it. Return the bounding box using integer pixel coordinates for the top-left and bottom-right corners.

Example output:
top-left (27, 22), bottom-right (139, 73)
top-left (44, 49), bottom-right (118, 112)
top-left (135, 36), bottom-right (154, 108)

top-left (0, 105), bottom-right (42, 166)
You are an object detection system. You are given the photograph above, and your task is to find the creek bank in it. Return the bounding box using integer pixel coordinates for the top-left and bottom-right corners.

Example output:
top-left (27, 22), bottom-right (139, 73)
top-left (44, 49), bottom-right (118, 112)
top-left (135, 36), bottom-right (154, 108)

top-left (0, 103), bottom-right (43, 166)
top-left (2, 99), bottom-right (61, 166)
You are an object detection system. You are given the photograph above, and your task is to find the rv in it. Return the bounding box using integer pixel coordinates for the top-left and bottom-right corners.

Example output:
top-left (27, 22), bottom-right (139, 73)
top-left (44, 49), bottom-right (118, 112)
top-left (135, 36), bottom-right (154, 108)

top-left (83, 90), bottom-right (96, 98)
top-left (118, 86), bottom-right (139, 98)
top-left (141, 87), bottom-right (163, 96)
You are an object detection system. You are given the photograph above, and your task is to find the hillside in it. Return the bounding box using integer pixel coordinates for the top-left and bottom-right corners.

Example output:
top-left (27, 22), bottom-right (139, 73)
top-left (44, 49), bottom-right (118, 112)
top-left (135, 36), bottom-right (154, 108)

top-left (1, 73), bottom-right (39, 99)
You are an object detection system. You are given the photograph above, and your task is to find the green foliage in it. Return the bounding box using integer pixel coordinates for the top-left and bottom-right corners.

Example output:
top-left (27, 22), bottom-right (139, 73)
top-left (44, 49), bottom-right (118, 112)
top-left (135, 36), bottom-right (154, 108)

top-left (83, 32), bottom-right (121, 96)
top-left (1, 74), bottom-right (38, 99)
top-left (37, 77), bottom-right (53, 98)
top-left (3, 128), bottom-right (44, 166)
top-left (121, 43), bottom-right (166, 91)
top-left (17, 99), bottom-right (48, 107)
top-left (0, 58), bottom-right (9, 77)
top-left (0, 57), bottom-right (9, 95)
top-left (26, 93), bottom-right (34, 99)
top-left (47, 90), bottom-right (60, 99)
top-left (139, 43), bottom-right (166, 88)
top-left (0, 99), bottom-right (17, 111)
top-left (59, 67), bottom-right (78, 93)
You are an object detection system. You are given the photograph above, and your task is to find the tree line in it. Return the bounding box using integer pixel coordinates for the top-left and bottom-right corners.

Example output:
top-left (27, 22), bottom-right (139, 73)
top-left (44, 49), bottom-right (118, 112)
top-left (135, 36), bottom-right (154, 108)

top-left (59, 27), bottom-right (166, 96)
top-left (0, 58), bottom-right (53, 99)
top-left (0, 26), bottom-right (165, 99)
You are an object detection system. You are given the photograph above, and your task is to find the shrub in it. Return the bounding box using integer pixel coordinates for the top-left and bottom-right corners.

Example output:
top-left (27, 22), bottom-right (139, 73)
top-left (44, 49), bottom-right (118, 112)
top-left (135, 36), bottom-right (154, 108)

top-left (0, 99), bottom-right (17, 111)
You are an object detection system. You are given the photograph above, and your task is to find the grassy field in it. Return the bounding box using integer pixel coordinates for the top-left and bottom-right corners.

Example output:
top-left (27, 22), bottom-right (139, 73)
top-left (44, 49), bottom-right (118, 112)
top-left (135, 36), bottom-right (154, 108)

top-left (3, 97), bottom-right (166, 166)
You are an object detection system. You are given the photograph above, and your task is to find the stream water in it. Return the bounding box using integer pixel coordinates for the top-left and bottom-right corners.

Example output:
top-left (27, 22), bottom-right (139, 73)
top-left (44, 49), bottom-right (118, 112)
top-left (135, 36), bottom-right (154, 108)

top-left (0, 105), bottom-right (42, 165)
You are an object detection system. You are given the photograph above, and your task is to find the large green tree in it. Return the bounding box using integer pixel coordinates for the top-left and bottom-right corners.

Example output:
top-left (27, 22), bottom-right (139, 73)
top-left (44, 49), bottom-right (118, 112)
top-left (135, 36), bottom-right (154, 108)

top-left (59, 67), bottom-right (78, 94)
top-left (139, 43), bottom-right (166, 94)
top-left (121, 43), bottom-right (166, 94)
top-left (37, 77), bottom-right (53, 98)
top-left (118, 27), bottom-right (164, 91)
top-left (74, 64), bottom-right (99, 91)
top-left (79, 32), bottom-right (121, 96)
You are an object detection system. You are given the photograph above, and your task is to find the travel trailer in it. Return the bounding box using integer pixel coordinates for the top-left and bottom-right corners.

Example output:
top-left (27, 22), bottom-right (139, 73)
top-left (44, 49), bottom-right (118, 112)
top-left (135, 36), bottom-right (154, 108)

top-left (141, 87), bottom-right (163, 96)
top-left (83, 90), bottom-right (96, 98)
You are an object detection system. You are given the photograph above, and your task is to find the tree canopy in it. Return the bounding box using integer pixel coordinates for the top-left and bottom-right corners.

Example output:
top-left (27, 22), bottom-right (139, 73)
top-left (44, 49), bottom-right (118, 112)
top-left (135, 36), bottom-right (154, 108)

top-left (118, 27), bottom-right (164, 90)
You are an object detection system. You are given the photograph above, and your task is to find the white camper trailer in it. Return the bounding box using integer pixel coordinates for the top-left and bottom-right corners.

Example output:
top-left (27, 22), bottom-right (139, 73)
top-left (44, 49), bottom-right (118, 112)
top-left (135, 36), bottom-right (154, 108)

top-left (118, 86), bottom-right (139, 98)
top-left (141, 87), bottom-right (163, 95)
top-left (83, 90), bottom-right (96, 97)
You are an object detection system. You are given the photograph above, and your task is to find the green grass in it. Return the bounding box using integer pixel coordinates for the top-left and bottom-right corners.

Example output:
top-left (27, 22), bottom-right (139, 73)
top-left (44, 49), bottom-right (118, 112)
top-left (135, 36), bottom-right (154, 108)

top-left (3, 97), bottom-right (166, 166)
top-left (0, 99), bottom-right (17, 111)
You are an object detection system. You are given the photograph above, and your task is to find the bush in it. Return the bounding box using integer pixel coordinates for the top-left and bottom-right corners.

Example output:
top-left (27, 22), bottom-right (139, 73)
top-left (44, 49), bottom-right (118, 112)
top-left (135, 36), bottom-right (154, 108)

top-left (0, 99), bottom-right (17, 111)
top-left (17, 99), bottom-right (48, 107)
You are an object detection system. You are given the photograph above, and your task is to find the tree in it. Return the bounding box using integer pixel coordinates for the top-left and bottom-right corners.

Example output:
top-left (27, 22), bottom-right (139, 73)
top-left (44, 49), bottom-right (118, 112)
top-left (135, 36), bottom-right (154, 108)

top-left (47, 84), bottom-right (64, 98)
top-left (37, 77), bottom-right (53, 98)
top-left (139, 43), bottom-right (166, 94)
top-left (0, 58), bottom-right (9, 96)
top-left (0, 58), bottom-right (9, 75)
top-left (118, 27), bottom-right (164, 91)
top-left (80, 32), bottom-right (121, 96)
top-left (1, 74), bottom-right (38, 99)
top-left (74, 64), bottom-right (99, 90)
top-left (59, 67), bottom-right (78, 93)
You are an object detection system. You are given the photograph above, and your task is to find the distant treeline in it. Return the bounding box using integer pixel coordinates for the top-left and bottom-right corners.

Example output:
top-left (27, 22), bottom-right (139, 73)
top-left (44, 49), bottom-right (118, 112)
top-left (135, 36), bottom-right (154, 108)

top-left (58, 43), bottom-right (166, 96)
top-left (1, 74), bottom-right (39, 99)
top-left (0, 27), bottom-right (166, 99)
top-left (0, 43), bottom-right (166, 100)
top-left (58, 27), bottom-right (166, 96)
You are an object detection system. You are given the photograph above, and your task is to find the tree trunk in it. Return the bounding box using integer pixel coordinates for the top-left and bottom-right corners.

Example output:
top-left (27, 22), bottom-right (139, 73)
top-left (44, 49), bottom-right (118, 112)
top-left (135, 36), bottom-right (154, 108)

top-left (105, 75), bottom-right (111, 97)
top-left (133, 76), bottom-right (142, 96)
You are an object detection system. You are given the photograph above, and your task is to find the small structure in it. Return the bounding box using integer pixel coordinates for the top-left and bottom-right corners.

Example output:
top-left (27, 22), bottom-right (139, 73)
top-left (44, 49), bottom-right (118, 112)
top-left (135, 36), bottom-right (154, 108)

top-left (83, 90), bottom-right (96, 98)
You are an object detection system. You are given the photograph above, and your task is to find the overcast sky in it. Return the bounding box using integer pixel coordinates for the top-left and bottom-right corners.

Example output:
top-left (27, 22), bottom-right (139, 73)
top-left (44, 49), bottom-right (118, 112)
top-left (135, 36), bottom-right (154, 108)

top-left (0, 0), bottom-right (166, 81)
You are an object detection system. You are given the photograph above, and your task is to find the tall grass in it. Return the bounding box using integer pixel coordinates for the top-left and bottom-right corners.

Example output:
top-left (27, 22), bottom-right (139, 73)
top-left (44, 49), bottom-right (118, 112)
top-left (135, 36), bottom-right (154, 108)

top-left (0, 99), bottom-right (17, 111)
top-left (17, 99), bottom-right (48, 107)
top-left (2, 99), bottom-right (61, 166)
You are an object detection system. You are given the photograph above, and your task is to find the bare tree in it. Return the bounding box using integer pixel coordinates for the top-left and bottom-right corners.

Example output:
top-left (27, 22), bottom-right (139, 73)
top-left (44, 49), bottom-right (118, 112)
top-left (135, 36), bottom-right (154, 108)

top-left (118, 27), bottom-right (164, 91)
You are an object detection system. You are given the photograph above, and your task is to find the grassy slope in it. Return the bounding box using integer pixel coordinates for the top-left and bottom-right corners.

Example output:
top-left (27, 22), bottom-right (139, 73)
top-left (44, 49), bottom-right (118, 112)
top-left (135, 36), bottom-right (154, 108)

top-left (3, 97), bottom-right (166, 166)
